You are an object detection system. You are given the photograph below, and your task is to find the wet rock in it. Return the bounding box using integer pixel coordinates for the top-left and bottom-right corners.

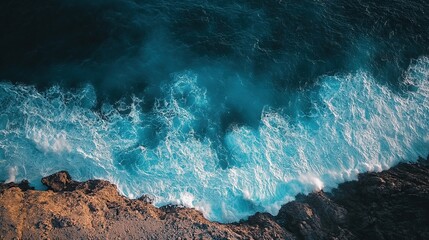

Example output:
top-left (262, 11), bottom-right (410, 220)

top-left (304, 192), bottom-right (348, 226)
top-left (277, 202), bottom-right (325, 240)
top-left (1, 159), bottom-right (428, 239)
top-left (138, 194), bottom-right (154, 204)
top-left (332, 160), bottom-right (429, 240)
top-left (75, 179), bottom-right (115, 194)
top-left (246, 212), bottom-right (275, 228)
top-left (0, 179), bottom-right (34, 191)
top-left (41, 171), bottom-right (75, 192)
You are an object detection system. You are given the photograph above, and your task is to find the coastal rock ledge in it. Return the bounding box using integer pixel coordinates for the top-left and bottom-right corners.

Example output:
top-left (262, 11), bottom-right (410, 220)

top-left (1, 159), bottom-right (428, 240)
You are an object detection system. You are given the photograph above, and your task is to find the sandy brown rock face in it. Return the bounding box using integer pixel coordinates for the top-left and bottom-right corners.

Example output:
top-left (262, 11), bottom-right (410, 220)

top-left (0, 171), bottom-right (283, 239)
top-left (1, 159), bottom-right (428, 239)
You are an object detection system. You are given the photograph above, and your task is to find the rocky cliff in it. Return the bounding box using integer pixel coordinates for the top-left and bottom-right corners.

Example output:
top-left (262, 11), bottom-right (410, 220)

top-left (1, 158), bottom-right (428, 239)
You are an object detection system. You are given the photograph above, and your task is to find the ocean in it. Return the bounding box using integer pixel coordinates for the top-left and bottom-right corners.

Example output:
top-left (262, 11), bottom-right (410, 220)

top-left (0, 0), bottom-right (428, 222)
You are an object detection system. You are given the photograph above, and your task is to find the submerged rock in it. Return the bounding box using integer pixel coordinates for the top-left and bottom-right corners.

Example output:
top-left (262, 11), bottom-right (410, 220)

top-left (1, 159), bottom-right (428, 239)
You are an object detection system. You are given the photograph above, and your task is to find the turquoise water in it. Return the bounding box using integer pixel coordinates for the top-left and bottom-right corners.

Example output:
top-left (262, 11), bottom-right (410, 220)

top-left (0, 1), bottom-right (428, 222)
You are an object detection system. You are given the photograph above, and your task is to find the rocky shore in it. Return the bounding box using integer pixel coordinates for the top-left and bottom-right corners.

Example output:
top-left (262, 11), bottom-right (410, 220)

top-left (1, 158), bottom-right (428, 240)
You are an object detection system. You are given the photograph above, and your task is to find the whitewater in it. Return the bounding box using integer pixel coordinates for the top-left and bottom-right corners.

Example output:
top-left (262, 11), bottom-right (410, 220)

top-left (1, 0), bottom-right (429, 223)
top-left (0, 56), bottom-right (428, 222)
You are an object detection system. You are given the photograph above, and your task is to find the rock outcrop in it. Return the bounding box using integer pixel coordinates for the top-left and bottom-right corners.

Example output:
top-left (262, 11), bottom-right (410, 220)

top-left (1, 158), bottom-right (428, 239)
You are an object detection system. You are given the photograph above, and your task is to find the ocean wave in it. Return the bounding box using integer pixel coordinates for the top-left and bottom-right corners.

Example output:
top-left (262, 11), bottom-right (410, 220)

top-left (1, 56), bottom-right (428, 222)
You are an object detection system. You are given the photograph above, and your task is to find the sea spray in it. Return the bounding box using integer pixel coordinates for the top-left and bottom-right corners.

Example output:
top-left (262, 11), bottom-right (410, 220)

top-left (1, 57), bottom-right (428, 222)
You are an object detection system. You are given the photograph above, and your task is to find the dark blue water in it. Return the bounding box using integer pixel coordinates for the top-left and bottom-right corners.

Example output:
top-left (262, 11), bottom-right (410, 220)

top-left (1, 0), bottom-right (428, 222)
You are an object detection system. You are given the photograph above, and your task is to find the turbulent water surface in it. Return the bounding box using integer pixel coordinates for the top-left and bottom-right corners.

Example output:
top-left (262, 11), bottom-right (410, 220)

top-left (1, 0), bottom-right (428, 222)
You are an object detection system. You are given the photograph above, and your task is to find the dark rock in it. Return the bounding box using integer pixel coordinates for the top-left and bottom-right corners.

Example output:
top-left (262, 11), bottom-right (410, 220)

top-left (138, 194), bottom-right (154, 204)
top-left (41, 171), bottom-right (75, 192)
top-left (277, 202), bottom-right (325, 240)
top-left (332, 159), bottom-right (429, 240)
top-left (88, 202), bottom-right (97, 212)
top-left (75, 179), bottom-right (113, 194)
top-left (247, 212), bottom-right (275, 228)
top-left (0, 179), bottom-right (34, 191)
top-left (41, 171), bottom-right (115, 194)
top-left (51, 216), bottom-right (74, 228)
top-left (304, 192), bottom-right (348, 225)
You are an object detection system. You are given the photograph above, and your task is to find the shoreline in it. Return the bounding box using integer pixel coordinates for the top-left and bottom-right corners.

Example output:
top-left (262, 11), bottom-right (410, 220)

top-left (1, 157), bottom-right (428, 239)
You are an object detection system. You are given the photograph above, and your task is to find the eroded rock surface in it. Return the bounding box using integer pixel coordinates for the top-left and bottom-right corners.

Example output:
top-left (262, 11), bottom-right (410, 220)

top-left (1, 159), bottom-right (428, 239)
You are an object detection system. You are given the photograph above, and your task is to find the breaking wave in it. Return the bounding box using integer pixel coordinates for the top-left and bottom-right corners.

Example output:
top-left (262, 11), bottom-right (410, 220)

top-left (0, 56), bottom-right (428, 222)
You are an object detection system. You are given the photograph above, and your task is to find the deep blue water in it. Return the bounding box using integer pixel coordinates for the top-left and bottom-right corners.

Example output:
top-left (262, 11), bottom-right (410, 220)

top-left (0, 0), bottom-right (428, 222)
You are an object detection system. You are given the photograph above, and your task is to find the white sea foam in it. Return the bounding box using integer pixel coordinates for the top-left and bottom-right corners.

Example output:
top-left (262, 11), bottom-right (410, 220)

top-left (0, 57), bottom-right (428, 222)
top-left (4, 166), bottom-right (17, 183)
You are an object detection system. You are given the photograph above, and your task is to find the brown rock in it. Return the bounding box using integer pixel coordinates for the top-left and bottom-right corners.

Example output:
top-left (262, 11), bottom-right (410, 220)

top-left (41, 171), bottom-right (75, 192)
top-left (0, 159), bottom-right (428, 239)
